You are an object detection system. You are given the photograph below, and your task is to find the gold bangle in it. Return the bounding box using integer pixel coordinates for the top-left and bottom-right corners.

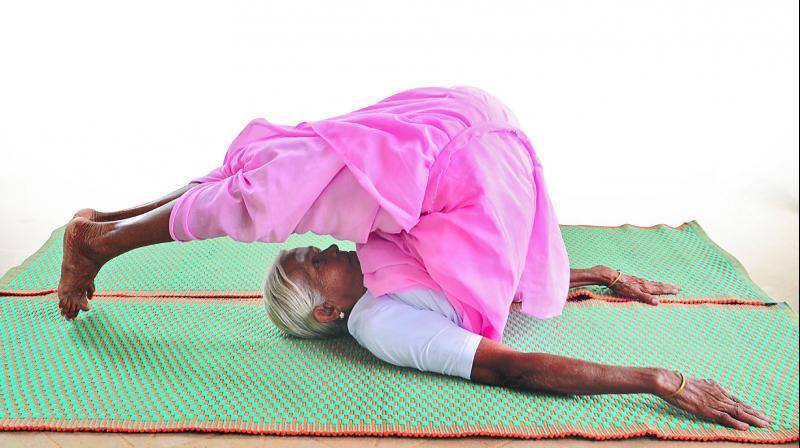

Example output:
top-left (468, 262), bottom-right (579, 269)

top-left (607, 269), bottom-right (623, 288)
top-left (664, 371), bottom-right (687, 399)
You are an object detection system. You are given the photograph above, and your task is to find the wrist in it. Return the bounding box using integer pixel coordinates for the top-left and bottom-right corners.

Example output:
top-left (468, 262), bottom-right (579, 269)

top-left (651, 368), bottom-right (681, 397)
top-left (591, 265), bottom-right (619, 287)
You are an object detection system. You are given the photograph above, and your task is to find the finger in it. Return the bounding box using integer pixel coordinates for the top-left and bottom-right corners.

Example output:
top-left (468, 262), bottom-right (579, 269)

top-left (641, 281), bottom-right (662, 293)
top-left (728, 394), bottom-right (774, 424)
top-left (712, 410), bottom-right (750, 431)
top-left (637, 292), bottom-right (660, 305)
top-left (655, 284), bottom-right (680, 295)
top-left (644, 281), bottom-right (680, 295)
top-left (722, 401), bottom-right (770, 428)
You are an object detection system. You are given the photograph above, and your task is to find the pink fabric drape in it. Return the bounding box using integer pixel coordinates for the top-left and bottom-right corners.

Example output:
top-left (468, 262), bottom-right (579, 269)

top-left (169, 86), bottom-right (570, 341)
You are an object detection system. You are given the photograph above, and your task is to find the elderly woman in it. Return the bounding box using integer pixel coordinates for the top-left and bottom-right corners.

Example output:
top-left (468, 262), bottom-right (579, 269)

top-left (58, 86), bottom-right (771, 431)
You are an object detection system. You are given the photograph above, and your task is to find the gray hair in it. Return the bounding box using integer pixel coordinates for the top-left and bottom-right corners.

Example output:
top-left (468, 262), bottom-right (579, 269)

top-left (262, 248), bottom-right (348, 338)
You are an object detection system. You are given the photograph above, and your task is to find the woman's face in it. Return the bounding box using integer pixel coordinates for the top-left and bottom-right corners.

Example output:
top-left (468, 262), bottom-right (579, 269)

top-left (279, 244), bottom-right (366, 322)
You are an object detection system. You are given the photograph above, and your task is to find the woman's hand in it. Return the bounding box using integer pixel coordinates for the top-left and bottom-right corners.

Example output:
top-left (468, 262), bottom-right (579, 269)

top-left (656, 371), bottom-right (773, 430)
top-left (607, 269), bottom-right (680, 305)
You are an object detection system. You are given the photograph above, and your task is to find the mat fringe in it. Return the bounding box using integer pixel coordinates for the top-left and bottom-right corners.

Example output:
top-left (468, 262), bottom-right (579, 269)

top-left (1, 419), bottom-right (797, 443)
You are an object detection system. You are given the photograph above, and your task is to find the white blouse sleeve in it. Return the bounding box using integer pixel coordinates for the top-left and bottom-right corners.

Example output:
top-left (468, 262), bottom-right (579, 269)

top-left (347, 292), bottom-right (483, 380)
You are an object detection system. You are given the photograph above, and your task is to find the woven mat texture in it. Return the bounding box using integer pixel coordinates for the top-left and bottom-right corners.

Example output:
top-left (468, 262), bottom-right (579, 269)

top-left (1, 295), bottom-right (797, 442)
top-left (0, 220), bottom-right (796, 442)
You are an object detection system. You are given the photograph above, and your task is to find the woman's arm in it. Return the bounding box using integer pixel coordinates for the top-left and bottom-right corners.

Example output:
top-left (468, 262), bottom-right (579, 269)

top-left (570, 265), bottom-right (617, 288)
top-left (571, 265), bottom-right (681, 305)
top-left (470, 338), bottom-right (773, 430)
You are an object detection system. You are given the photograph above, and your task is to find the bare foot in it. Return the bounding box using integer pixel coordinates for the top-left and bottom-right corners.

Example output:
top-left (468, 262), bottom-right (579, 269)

top-left (58, 217), bottom-right (113, 321)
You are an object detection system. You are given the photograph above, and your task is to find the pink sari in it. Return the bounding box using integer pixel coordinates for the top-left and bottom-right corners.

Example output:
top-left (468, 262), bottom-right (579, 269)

top-left (169, 86), bottom-right (570, 341)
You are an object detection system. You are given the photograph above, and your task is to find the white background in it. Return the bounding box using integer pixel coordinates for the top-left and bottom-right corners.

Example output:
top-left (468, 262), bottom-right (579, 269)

top-left (1, 0), bottom-right (797, 303)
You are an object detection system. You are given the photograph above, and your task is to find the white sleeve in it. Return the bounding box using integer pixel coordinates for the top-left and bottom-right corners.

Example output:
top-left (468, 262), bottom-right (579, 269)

top-left (347, 295), bottom-right (483, 380)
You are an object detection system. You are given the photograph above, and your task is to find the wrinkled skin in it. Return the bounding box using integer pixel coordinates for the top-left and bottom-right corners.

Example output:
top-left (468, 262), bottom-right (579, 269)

top-left (610, 272), bottom-right (681, 305)
top-left (58, 217), bottom-right (108, 320)
top-left (658, 374), bottom-right (773, 430)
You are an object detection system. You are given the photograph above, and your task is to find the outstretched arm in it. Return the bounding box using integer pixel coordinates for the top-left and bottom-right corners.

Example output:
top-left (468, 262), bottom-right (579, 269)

top-left (570, 265), bottom-right (681, 305)
top-left (349, 291), bottom-right (771, 431)
top-left (470, 338), bottom-right (772, 431)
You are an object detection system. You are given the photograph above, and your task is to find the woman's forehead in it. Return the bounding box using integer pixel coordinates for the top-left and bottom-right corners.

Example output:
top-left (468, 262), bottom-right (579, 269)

top-left (280, 247), bottom-right (314, 277)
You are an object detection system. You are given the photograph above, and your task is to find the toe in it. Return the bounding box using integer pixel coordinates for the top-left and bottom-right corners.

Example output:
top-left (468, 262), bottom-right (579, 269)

top-left (64, 296), bottom-right (80, 319)
top-left (58, 298), bottom-right (70, 318)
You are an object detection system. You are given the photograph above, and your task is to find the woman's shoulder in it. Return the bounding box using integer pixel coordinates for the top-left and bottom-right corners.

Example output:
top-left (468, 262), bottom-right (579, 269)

top-left (348, 286), bottom-right (460, 335)
top-left (388, 285), bottom-right (446, 306)
top-left (390, 287), bottom-right (461, 324)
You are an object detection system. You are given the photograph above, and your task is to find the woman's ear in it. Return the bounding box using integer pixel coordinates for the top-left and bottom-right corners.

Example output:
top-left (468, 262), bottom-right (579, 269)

top-left (312, 301), bottom-right (341, 324)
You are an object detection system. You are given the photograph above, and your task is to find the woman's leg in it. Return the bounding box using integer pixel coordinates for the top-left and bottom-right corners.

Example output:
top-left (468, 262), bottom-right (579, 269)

top-left (58, 198), bottom-right (178, 321)
top-left (73, 182), bottom-right (201, 222)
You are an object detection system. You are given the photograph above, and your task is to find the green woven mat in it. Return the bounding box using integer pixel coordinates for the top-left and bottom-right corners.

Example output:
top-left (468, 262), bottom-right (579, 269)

top-left (0, 221), bottom-right (773, 304)
top-left (1, 295), bottom-right (797, 442)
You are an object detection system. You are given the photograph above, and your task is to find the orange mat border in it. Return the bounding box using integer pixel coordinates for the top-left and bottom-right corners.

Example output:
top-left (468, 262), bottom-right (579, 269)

top-left (1, 418), bottom-right (797, 444)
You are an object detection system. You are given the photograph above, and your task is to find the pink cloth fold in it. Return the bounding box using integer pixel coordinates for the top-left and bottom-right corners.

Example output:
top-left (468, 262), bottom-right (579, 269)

top-left (169, 86), bottom-right (570, 340)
